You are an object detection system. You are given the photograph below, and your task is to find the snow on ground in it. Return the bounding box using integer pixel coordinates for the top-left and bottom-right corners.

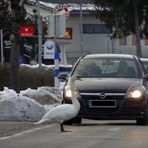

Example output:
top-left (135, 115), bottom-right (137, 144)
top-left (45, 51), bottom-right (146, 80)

top-left (0, 87), bottom-right (62, 122)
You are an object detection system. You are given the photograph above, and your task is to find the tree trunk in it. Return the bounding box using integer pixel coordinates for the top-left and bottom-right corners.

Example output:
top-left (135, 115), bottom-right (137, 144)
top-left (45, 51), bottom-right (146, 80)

top-left (134, 1), bottom-right (142, 57)
top-left (10, 33), bottom-right (20, 93)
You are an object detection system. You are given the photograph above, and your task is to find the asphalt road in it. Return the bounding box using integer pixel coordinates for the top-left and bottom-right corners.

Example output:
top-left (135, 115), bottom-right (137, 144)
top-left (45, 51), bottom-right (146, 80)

top-left (0, 119), bottom-right (148, 148)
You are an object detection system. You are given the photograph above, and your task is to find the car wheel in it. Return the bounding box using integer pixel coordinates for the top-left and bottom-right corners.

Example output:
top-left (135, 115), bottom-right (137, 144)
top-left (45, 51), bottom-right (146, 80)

top-left (63, 117), bottom-right (82, 125)
top-left (136, 109), bottom-right (148, 125)
top-left (73, 117), bottom-right (82, 124)
top-left (63, 119), bottom-right (73, 125)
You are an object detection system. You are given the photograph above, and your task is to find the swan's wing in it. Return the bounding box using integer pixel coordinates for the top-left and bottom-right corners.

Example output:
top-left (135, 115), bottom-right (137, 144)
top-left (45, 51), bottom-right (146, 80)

top-left (41, 104), bottom-right (77, 123)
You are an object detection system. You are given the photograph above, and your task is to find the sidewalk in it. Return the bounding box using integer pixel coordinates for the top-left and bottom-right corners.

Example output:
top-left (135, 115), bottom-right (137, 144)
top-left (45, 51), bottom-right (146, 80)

top-left (0, 121), bottom-right (41, 137)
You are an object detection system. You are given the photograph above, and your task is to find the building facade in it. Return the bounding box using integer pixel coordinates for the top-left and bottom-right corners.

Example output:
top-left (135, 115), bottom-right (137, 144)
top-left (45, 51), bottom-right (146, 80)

top-left (65, 10), bottom-right (148, 64)
top-left (25, 1), bottom-right (148, 65)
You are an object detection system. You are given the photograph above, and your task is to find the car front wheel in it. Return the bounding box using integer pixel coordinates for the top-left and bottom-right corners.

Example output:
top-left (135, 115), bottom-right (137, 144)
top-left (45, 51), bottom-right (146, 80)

top-left (136, 109), bottom-right (148, 125)
top-left (64, 117), bottom-right (82, 125)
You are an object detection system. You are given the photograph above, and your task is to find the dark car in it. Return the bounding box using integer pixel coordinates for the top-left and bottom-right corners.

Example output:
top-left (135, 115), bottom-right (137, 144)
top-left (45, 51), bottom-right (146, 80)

top-left (62, 54), bottom-right (148, 125)
top-left (140, 58), bottom-right (148, 74)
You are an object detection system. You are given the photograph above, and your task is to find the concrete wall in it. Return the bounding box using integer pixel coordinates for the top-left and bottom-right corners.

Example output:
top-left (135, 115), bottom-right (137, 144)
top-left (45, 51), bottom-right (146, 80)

top-left (65, 14), bottom-right (111, 64)
top-left (66, 13), bottom-right (148, 64)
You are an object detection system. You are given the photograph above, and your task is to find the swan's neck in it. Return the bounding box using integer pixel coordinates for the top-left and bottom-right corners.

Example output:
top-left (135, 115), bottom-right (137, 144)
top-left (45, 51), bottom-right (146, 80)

top-left (71, 95), bottom-right (80, 111)
top-left (68, 80), bottom-right (80, 111)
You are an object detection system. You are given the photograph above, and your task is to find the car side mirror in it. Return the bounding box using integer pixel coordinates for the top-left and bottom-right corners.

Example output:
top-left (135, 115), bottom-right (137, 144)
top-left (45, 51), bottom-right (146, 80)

top-left (58, 73), bottom-right (68, 81)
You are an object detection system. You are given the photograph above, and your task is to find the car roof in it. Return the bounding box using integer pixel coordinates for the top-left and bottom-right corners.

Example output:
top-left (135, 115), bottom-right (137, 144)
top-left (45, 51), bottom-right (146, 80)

top-left (83, 54), bottom-right (136, 60)
top-left (140, 58), bottom-right (148, 62)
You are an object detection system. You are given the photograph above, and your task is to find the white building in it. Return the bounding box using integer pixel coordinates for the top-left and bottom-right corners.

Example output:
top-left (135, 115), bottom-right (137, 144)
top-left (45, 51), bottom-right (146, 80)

top-left (25, 1), bottom-right (148, 65)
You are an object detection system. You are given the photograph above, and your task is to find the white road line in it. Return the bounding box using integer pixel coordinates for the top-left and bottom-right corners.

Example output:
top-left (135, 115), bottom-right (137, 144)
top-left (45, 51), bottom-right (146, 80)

top-left (0, 125), bottom-right (52, 141)
top-left (76, 135), bottom-right (123, 140)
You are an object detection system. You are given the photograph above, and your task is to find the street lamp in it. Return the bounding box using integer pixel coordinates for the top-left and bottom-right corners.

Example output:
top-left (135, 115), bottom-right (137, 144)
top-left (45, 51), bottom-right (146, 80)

top-left (80, 3), bottom-right (83, 55)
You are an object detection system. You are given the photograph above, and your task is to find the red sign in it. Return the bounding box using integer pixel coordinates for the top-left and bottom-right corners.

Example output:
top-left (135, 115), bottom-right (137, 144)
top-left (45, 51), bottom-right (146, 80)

top-left (20, 26), bottom-right (35, 37)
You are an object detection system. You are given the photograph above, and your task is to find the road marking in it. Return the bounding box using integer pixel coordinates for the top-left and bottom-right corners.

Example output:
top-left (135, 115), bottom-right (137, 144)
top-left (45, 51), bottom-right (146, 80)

top-left (76, 135), bottom-right (123, 140)
top-left (0, 125), bottom-right (53, 141)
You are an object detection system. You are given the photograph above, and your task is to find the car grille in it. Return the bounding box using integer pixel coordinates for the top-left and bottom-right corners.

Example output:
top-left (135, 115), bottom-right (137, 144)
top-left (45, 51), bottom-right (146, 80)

top-left (80, 92), bottom-right (126, 114)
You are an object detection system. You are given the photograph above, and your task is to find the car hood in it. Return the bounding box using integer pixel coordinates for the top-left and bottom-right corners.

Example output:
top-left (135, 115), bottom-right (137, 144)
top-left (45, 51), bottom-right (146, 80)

top-left (75, 78), bottom-right (141, 93)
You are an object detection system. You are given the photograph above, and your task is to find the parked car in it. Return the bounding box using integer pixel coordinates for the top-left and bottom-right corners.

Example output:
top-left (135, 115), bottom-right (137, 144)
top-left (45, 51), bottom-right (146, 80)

top-left (62, 54), bottom-right (148, 125)
top-left (140, 58), bottom-right (148, 74)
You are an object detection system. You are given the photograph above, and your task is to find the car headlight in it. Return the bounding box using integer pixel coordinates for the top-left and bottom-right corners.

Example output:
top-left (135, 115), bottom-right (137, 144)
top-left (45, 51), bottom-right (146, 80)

top-left (64, 86), bottom-right (81, 99)
top-left (126, 84), bottom-right (145, 99)
top-left (65, 87), bottom-right (72, 98)
top-left (128, 89), bottom-right (142, 98)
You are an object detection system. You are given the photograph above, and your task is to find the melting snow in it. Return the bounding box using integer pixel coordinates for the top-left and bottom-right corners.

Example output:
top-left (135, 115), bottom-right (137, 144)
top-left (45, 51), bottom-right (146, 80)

top-left (0, 87), bottom-right (62, 122)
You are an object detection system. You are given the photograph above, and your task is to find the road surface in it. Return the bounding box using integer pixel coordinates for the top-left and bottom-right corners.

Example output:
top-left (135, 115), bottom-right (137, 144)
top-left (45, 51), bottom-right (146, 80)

top-left (0, 119), bottom-right (148, 148)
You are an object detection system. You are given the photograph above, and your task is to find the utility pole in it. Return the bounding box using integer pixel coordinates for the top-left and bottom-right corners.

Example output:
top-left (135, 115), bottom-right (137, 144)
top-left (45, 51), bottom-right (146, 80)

top-left (0, 29), bottom-right (3, 65)
top-left (80, 3), bottom-right (83, 55)
top-left (36, 0), bottom-right (42, 67)
top-left (10, 32), bottom-right (20, 93)
top-left (54, 12), bottom-right (59, 88)
top-left (134, 0), bottom-right (142, 57)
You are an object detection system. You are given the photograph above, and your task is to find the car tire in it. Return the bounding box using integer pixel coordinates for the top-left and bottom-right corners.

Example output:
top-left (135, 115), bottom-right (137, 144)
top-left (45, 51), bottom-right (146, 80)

top-left (63, 119), bottom-right (73, 125)
top-left (136, 109), bottom-right (148, 125)
top-left (64, 117), bottom-right (82, 125)
top-left (73, 117), bottom-right (82, 124)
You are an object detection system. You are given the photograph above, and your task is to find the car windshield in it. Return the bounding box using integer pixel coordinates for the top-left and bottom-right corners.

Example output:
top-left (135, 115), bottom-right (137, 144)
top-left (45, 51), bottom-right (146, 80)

top-left (73, 58), bottom-right (139, 78)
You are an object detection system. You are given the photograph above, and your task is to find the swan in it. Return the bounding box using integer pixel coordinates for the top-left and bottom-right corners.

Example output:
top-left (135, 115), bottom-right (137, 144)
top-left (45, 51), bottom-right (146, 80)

top-left (34, 76), bottom-right (80, 132)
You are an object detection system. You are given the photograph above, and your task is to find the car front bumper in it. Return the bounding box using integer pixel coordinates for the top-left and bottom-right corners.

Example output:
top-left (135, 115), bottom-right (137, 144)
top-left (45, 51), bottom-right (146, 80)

top-left (77, 98), bottom-right (147, 120)
top-left (64, 97), bottom-right (147, 120)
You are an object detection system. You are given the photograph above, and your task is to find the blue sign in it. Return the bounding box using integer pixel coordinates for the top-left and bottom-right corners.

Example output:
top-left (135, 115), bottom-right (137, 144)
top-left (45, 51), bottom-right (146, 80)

top-left (46, 42), bottom-right (54, 50)
top-left (44, 40), bottom-right (55, 59)
top-left (54, 68), bottom-right (59, 76)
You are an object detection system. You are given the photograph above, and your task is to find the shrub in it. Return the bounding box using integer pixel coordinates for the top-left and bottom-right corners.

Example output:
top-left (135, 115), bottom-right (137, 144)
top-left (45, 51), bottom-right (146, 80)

top-left (0, 64), bottom-right (11, 90)
top-left (0, 64), bottom-right (54, 91)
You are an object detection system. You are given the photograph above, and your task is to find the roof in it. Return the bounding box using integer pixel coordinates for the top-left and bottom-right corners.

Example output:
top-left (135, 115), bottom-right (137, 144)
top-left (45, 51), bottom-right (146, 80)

top-left (26, 0), bottom-right (95, 12)
top-left (38, 0), bottom-right (93, 4)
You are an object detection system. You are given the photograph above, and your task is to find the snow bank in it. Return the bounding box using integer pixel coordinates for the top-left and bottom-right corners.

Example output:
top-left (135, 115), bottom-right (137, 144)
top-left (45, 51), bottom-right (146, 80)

top-left (0, 87), bottom-right (62, 122)
top-left (20, 86), bottom-right (62, 105)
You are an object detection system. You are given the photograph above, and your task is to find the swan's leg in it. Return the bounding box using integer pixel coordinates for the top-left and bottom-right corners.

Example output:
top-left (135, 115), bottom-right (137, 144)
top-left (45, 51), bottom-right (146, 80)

top-left (60, 123), bottom-right (65, 132)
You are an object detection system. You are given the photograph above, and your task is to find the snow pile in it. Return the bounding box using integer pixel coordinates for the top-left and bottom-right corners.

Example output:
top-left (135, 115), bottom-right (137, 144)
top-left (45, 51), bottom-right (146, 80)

top-left (0, 87), bottom-right (62, 122)
top-left (20, 86), bottom-right (61, 105)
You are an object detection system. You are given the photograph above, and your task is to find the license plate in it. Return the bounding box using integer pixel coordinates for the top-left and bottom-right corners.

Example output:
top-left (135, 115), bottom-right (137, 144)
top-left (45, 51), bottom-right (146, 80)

top-left (89, 100), bottom-right (116, 108)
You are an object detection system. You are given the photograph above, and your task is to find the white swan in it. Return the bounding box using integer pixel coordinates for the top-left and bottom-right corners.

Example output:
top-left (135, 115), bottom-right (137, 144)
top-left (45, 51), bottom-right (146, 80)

top-left (34, 76), bottom-right (80, 132)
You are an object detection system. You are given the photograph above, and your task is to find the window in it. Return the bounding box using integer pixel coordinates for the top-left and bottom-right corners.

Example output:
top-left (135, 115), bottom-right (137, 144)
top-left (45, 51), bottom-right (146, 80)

top-left (83, 24), bottom-right (111, 34)
top-left (73, 58), bottom-right (139, 78)
top-left (65, 28), bottom-right (72, 39)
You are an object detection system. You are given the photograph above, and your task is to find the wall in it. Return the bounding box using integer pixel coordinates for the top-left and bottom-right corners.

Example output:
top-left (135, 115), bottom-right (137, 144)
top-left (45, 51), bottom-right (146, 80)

top-left (65, 13), bottom-right (148, 64)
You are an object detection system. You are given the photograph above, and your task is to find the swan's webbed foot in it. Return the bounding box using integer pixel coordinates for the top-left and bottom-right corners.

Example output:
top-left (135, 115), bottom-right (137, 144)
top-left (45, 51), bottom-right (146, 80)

top-left (60, 123), bottom-right (65, 132)
top-left (60, 123), bottom-right (71, 132)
